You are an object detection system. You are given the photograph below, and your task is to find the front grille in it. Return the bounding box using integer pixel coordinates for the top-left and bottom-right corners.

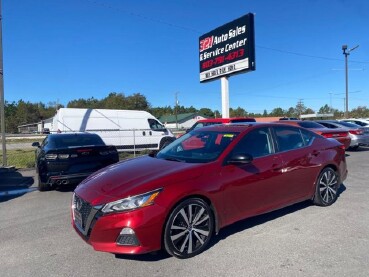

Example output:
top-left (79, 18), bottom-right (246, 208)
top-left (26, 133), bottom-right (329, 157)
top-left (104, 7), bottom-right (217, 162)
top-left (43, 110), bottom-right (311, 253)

top-left (74, 195), bottom-right (92, 230)
top-left (73, 193), bottom-right (100, 239)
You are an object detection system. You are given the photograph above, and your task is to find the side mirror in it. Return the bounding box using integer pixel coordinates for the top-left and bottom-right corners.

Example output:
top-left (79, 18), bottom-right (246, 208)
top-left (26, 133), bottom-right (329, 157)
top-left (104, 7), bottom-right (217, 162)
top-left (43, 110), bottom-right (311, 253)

top-left (227, 153), bottom-right (253, 165)
top-left (32, 142), bottom-right (40, 148)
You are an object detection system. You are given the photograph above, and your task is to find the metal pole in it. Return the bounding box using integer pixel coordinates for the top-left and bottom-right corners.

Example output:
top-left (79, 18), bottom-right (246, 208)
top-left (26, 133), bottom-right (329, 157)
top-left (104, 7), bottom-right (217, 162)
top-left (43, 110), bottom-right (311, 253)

top-left (175, 92), bottom-right (178, 129)
top-left (0, 0), bottom-right (7, 166)
top-left (221, 77), bottom-right (229, 118)
top-left (342, 44), bottom-right (359, 119)
top-left (344, 51), bottom-right (349, 118)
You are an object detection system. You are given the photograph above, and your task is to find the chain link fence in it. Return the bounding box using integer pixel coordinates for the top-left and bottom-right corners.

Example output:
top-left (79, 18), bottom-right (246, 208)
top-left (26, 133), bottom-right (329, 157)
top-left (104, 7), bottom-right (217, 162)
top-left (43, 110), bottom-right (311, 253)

top-left (1, 128), bottom-right (184, 168)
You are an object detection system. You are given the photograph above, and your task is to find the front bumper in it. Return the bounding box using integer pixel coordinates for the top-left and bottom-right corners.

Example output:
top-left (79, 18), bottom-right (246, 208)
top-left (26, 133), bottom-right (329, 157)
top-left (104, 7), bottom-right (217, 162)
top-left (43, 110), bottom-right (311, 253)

top-left (71, 194), bottom-right (166, 255)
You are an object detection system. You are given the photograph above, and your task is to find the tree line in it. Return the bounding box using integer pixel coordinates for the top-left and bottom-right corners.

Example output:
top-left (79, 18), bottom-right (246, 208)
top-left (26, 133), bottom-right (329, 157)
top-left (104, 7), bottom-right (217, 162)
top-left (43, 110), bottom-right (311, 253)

top-left (3, 92), bottom-right (369, 133)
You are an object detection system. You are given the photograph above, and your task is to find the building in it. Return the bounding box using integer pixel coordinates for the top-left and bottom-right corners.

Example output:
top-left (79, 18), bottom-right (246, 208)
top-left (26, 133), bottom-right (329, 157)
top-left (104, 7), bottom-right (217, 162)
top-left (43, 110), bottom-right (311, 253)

top-left (159, 113), bottom-right (208, 129)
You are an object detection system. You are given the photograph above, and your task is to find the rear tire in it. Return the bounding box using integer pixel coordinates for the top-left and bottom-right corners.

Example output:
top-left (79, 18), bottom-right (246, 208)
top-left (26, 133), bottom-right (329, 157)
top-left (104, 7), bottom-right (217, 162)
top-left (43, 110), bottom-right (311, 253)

top-left (38, 175), bottom-right (51, 191)
top-left (349, 145), bottom-right (359, 151)
top-left (313, 167), bottom-right (339, 206)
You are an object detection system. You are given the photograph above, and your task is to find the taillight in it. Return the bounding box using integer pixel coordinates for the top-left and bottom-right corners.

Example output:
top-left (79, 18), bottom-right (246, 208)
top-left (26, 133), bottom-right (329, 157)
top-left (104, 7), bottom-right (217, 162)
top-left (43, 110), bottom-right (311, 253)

top-left (349, 129), bottom-right (363, 135)
top-left (322, 132), bottom-right (349, 138)
top-left (45, 154), bottom-right (57, 160)
top-left (77, 149), bottom-right (92, 153)
top-left (45, 153), bottom-right (70, 160)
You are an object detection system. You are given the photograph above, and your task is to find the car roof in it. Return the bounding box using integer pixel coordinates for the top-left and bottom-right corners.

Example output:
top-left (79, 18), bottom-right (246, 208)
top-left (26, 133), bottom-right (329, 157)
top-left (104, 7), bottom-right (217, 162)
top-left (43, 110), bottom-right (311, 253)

top-left (48, 132), bottom-right (100, 138)
top-left (193, 122), bottom-right (299, 132)
top-left (197, 117), bottom-right (255, 123)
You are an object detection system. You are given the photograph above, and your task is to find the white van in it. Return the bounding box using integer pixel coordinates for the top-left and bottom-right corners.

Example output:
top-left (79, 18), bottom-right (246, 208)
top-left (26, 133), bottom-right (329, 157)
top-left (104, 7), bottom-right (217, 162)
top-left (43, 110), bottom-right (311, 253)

top-left (52, 108), bottom-right (175, 151)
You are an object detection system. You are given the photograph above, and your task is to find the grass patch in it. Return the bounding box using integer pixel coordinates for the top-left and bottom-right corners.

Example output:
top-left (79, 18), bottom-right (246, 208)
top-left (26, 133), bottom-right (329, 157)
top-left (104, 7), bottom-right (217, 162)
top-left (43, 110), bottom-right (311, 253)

top-left (1, 149), bottom-right (35, 169)
top-left (1, 149), bottom-right (148, 169)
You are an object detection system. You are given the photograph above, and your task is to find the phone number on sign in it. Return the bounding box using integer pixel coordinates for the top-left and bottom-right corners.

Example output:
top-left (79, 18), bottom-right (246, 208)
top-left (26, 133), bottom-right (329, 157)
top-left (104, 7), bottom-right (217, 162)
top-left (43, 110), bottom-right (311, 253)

top-left (201, 49), bottom-right (244, 70)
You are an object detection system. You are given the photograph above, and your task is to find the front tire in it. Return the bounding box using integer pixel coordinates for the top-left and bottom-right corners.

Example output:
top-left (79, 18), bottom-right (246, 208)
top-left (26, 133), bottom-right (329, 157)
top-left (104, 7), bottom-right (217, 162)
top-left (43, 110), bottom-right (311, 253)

top-left (164, 198), bottom-right (214, 259)
top-left (313, 167), bottom-right (339, 206)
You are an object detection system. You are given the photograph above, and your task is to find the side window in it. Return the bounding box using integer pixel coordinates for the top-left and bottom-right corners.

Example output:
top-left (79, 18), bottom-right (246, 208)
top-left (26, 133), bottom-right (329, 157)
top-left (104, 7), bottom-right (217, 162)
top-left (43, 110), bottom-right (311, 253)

top-left (300, 129), bottom-right (317, 146)
top-left (274, 126), bottom-right (305, 152)
top-left (148, 119), bottom-right (165, 130)
top-left (231, 127), bottom-right (273, 158)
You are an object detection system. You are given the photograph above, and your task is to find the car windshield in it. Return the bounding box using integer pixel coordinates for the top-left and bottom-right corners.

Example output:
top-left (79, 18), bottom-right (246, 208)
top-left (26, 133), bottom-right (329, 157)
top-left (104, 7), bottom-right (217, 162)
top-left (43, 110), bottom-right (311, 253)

top-left (52, 134), bottom-right (105, 148)
top-left (157, 130), bottom-right (239, 163)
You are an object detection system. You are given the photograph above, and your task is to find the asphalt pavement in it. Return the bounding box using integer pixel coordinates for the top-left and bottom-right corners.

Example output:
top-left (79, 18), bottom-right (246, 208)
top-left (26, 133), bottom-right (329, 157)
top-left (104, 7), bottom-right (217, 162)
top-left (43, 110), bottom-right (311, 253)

top-left (0, 148), bottom-right (369, 277)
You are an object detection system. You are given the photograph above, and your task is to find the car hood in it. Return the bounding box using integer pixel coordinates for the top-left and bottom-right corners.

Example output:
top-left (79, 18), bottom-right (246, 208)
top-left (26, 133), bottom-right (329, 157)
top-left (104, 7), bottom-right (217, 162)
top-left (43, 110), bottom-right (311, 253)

top-left (75, 155), bottom-right (205, 206)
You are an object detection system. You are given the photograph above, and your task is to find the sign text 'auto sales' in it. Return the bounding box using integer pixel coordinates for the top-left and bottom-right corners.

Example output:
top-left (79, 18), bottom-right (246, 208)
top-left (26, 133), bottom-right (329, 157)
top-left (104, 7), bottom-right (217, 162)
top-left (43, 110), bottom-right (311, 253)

top-left (199, 13), bottom-right (255, 82)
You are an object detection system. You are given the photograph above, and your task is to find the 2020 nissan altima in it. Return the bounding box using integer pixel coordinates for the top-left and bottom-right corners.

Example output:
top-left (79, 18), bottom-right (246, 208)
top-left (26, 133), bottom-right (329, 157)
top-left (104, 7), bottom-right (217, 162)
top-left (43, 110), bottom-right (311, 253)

top-left (71, 123), bottom-right (347, 258)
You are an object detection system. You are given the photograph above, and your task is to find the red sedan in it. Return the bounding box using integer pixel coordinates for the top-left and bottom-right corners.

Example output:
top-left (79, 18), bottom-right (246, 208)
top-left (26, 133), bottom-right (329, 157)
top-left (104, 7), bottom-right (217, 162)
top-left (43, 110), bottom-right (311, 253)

top-left (71, 123), bottom-right (347, 258)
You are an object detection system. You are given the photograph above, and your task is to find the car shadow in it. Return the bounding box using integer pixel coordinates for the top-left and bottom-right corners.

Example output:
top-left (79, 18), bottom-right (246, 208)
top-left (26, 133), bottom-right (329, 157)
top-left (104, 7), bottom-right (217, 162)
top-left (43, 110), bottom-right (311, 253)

top-left (0, 169), bottom-right (35, 202)
top-left (55, 184), bottom-right (79, 192)
top-left (209, 183), bottom-right (347, 249)
top-left (346, 146), bottom-right (369, 152)
top-left (114, 251), bottom-right (171, 261)
top-left (114, 184), bottom-right (347, 261)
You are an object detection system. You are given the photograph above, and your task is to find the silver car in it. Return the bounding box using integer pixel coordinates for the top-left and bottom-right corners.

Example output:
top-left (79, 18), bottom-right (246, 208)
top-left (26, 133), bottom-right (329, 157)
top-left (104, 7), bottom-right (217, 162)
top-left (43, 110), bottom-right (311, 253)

top-left (316, 120), bottom-right (369, 150)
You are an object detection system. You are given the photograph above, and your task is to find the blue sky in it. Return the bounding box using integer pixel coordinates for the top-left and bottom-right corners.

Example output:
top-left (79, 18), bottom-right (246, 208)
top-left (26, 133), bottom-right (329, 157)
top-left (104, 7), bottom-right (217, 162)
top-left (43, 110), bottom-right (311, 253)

top-left (3, 0), bottom-right (369, 114)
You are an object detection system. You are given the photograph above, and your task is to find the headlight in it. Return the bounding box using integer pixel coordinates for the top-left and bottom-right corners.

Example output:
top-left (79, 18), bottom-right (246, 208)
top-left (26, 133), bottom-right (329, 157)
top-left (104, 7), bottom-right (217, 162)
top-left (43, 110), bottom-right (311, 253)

top-left (101, 188), bottom-right (162, 214)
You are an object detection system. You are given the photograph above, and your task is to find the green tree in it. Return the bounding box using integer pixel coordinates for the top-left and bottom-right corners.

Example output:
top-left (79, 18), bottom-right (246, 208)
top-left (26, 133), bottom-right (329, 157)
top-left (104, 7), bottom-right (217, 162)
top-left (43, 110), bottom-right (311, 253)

top-left (318, 104), bottom-right (331, 114)
top-left (350, 106), bottom-right (369, 118)
top-left (230, 107), bottom-right (247, 117)
top-left (125, 93), bottom-right (150, 110)
top-left (269, 107), bottom-right (285, 117)
top-left (198, 108), bottom-right (214, 118)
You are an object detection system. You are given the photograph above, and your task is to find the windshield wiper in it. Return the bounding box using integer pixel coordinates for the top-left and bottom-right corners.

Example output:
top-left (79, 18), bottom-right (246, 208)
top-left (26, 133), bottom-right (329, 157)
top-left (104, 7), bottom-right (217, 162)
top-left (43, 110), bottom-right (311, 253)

top-left (162, 157), bottom-right (186, 163)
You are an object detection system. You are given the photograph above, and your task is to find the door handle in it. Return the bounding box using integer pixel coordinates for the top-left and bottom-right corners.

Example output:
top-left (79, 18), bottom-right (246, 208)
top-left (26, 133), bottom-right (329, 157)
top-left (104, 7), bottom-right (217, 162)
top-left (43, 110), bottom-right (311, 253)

top-left (311, 150), bottom-right (320, 157)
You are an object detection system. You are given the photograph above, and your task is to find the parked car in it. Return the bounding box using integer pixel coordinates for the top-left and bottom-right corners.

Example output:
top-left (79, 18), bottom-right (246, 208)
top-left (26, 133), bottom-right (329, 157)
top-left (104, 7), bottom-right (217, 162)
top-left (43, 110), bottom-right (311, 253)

top-left (176, 117), bottom-right (256, 138)
top-left (72, 123), bottom-right (347, 258)
top-left (32, 133), bottom-right (119, 191)
top-left (316, 120), bottom-right (369, 150)
top-left (273, 120), bottom-right (351, 149)
top-left (41, 128), bottom-right (50, 134)
top-left (340, 118), bottom-right (369, 127)
top-left (279, 117), bottom-right (299, 120)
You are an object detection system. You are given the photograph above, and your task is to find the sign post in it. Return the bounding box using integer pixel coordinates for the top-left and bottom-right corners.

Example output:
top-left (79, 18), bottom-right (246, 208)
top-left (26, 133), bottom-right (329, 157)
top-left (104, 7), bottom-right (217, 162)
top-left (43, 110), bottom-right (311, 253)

top-left (221, 77), bottom-right (229, 118)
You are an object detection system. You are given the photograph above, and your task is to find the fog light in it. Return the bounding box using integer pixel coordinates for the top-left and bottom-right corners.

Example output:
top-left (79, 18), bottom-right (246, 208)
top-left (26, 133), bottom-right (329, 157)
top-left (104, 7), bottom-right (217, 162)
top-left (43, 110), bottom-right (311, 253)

top-left (116, 228), bottom-right (140, 246)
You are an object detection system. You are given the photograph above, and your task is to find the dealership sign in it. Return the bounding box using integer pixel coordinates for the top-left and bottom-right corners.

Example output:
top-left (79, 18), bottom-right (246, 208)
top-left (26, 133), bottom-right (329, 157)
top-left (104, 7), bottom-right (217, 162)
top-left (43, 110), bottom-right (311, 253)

top-left (199, 13), bottom-right (255, 82)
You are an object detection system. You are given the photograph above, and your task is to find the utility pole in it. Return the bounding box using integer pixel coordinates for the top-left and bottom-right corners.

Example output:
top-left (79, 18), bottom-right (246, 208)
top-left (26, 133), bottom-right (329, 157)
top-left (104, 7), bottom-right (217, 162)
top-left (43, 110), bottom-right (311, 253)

top-left (342, 44), bottom-right (359, 118)
top-left (0, 0), bottom-right (7, 166)
top-left (175, 92), bottom-right (179, 129)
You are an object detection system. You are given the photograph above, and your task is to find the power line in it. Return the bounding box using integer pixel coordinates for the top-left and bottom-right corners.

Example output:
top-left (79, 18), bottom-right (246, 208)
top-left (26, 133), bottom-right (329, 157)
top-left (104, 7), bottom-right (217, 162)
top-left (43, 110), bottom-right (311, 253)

top-left (81, 0), bottom-right (369, 64)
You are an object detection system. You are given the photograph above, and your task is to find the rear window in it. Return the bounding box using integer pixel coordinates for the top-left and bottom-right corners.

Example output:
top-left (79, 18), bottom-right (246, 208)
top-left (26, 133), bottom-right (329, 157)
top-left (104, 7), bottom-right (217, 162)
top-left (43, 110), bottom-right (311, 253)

top-left (51, 134), bottom-right (105, 148)
top-left (337, 121), bottom-right (360, 128)
top-left (298, 121), bottom-right (325, 128)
